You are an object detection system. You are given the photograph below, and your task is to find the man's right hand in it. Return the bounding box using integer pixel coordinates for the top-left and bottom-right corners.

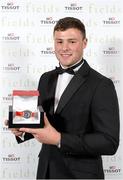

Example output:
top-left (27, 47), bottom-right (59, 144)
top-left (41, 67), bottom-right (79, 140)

top-left (4, 120), bottom-right (23, 137)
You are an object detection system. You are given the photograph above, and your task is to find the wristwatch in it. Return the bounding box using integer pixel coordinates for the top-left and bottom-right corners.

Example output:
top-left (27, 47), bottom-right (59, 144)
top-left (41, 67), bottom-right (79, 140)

top-left (14, 110), bottom-right (38, 119)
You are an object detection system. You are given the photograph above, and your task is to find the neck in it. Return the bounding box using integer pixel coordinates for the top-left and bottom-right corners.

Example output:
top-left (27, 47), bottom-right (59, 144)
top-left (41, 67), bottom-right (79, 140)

top-left (60, 59), bottom-right (83, 69)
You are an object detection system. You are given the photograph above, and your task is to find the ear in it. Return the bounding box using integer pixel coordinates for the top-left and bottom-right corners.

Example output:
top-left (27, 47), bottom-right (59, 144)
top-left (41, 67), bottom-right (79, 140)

top-left (83, 38), bottom-right (88, 49)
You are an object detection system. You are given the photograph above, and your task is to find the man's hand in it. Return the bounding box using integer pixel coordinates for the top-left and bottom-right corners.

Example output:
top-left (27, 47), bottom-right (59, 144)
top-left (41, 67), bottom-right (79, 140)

top-left (19, 113), bottom-right (61, 145)
top-left (4, 120), bottom-right (23, 137)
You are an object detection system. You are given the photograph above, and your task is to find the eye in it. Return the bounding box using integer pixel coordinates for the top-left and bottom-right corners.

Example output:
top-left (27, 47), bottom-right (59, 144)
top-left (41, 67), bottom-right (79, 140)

top-left (71, 41), bottom-right (76, 43)
top-left (69, 40), bottom-right (76, 44)
top-left (57, 41), bottom-right (62, 44)
top-left (56, 40), bottom-right (63, 44)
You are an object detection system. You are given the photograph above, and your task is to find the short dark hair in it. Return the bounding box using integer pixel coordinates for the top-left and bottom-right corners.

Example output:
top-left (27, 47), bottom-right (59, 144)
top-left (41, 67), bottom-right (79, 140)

top-left (54, 17), bottom-right (86, 38)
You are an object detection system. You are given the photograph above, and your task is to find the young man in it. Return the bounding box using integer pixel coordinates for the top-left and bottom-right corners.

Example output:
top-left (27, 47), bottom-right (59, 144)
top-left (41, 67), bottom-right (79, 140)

top-left (9, 17), bottom-right (120, 179)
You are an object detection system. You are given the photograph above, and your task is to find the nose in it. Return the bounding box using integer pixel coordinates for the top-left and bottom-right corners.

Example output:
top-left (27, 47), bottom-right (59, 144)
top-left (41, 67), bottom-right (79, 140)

top-left (62, 42), bottom-right (69, 51)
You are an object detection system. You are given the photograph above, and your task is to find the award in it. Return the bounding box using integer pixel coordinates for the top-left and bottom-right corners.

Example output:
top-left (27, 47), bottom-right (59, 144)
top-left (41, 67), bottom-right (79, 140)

top-left (8, 90), bottom-right (44, 128)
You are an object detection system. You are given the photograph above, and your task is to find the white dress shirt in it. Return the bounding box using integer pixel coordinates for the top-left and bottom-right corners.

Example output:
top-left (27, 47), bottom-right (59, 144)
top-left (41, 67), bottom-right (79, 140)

top-left (54, 60), bottom-right (84, 112)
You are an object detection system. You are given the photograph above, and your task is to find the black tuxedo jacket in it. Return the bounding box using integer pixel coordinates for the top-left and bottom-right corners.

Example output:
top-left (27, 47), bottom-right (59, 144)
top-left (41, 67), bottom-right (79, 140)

top-left (17, 60), bottom-right (120, 179)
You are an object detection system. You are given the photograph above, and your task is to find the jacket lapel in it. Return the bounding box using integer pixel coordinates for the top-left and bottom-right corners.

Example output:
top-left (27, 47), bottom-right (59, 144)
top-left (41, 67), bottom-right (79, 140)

top-left (55, 60), bottom-right (90, 114)
top-left (48, 70), bottom-right (58, 115)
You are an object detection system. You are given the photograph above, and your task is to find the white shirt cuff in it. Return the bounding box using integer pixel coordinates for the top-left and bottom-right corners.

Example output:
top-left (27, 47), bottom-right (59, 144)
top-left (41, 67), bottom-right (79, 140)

top-left (19, 132), bottom-right (25, 141)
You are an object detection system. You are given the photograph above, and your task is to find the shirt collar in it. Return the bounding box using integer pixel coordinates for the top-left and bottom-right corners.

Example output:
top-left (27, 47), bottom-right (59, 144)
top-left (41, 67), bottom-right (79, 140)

top-left (60, 59), bottom-right (84, 73)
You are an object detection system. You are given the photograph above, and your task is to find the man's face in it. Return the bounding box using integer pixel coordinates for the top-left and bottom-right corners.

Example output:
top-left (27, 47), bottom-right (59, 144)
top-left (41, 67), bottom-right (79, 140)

top-left (54, 28), bottom-right (87, 68)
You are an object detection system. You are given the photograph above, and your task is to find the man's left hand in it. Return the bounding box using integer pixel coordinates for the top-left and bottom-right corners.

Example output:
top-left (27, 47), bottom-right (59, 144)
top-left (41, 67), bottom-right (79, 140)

top-left (19, 113), bottom-right (61, 145)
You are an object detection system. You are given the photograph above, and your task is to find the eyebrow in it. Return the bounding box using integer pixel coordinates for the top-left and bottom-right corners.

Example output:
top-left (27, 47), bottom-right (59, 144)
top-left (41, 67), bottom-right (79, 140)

top-left (55, 38), bottom-right (77, 40)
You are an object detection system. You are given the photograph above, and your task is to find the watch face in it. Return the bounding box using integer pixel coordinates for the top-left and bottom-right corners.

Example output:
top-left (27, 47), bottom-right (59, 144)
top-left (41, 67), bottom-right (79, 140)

top-left (23, 110), bottom-right (31, 119)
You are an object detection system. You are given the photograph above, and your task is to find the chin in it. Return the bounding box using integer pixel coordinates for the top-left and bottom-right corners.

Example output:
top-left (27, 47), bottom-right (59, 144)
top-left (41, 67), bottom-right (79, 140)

top-left (60, 60), bottom-right (72, 66)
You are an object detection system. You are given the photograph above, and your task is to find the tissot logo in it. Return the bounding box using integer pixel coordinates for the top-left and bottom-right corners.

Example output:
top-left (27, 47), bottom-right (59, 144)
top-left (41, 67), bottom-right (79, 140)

top-left (103, 17), bottom-right (120, 25)
top-left (40, 17), bottom-right (58, 25)
top-left (110, 77), bottom-right (120, 84)
top-left (2, 33), bottom-right (20, 41)
top-left (40, 47), bottom-right (55, 56)
top-left (2, 154), bottom-right (20, 162)
top-left (104, 166), bottom-right (121, 174)
top-left (2, 93), bottom-right (12, 102)
top-left (2, 127), bottom-right (9, 132)
top-left (65, 3), bottom-right (83, 11)
top-left (1, 2), bottom-right (19, 11)
top-left (2, 126), bottom-right (10, 132)
top-left (103, 47), bottom-right (120, 56)
top-left (2, 63), bottom-right (21, 72)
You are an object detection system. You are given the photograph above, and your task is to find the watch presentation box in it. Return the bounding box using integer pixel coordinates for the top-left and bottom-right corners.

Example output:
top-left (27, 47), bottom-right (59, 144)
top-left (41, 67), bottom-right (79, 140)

top-left (8, 90), bottom-right (44, 128)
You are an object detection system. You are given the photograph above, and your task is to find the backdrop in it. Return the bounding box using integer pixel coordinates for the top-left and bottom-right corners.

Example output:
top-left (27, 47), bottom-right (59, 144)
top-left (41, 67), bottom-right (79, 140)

top-left (0, 0), bottom-right (123, 179)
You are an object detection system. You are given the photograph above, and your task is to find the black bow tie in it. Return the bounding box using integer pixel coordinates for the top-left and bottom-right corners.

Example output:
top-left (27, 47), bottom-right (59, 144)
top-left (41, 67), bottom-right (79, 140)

top-left (56, 60), bottom-right (83, 75)
top-left (56, 66), bottom-right (75, 75)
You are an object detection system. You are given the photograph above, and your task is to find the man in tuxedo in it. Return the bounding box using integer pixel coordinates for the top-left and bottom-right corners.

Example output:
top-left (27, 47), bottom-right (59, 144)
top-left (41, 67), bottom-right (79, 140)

top-left (9, 17), bottom-right (120, 179)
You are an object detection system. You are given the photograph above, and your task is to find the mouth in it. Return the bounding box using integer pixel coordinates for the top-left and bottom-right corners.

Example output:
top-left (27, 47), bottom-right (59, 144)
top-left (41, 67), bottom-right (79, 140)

top-left (61, 54), bottom-right (72, 57)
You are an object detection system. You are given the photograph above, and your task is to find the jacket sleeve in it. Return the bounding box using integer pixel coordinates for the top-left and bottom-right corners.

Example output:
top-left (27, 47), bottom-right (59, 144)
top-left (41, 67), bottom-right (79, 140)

top-left (60, 79), bottom-right (120, 156)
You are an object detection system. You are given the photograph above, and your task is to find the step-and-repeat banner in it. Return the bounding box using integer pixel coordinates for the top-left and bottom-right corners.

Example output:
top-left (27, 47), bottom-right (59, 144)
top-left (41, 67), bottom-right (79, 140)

top-left (0, 0), bottom-right (123, 179)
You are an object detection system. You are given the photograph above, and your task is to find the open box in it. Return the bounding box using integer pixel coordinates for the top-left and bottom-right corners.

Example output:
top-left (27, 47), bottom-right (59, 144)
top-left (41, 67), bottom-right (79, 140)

top-left (8, 90), bottom-right (44, 128)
